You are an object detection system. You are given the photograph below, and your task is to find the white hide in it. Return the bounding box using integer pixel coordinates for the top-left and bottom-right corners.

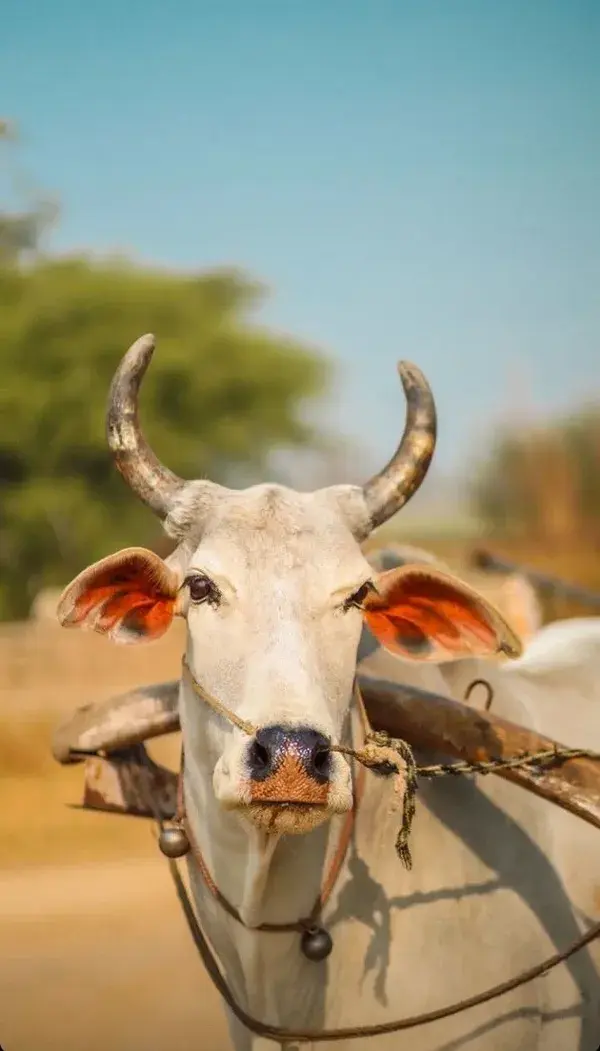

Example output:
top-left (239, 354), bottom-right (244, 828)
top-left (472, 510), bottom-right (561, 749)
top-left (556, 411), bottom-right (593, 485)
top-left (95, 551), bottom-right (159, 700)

top-left (168, 512), bottom-right (600, 1051)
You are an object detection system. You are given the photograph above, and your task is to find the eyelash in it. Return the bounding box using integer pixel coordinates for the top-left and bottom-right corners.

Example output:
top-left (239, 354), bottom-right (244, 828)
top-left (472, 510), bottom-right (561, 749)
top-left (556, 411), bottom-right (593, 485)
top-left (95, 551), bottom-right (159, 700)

top-left (342, 581), bottom-right (374, 611)
top-left (183, 576), bottom-right (372, 611)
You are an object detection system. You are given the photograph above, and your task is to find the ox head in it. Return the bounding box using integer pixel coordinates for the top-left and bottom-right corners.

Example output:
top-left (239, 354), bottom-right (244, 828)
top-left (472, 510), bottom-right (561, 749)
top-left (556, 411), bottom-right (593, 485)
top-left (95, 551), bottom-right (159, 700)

top-left (57, 336), bottom-right (521, 836)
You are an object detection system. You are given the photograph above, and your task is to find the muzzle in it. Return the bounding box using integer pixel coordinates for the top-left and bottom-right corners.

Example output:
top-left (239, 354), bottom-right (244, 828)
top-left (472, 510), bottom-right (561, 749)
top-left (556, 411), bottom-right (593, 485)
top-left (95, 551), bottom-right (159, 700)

top-left (179, 657), bottom-right (419, 862)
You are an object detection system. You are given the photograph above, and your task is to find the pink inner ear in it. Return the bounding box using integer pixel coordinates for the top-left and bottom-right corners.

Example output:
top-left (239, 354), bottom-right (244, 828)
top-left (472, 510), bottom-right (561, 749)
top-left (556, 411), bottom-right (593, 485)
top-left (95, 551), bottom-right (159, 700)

top-left (379, 614), bottom-right (435, 657)
top-left (94, 590), bottom-right (162, 632)
top-left (363, 566), bottom-right (521, 660)
top-left (58, 549), bottom-right (178, 642)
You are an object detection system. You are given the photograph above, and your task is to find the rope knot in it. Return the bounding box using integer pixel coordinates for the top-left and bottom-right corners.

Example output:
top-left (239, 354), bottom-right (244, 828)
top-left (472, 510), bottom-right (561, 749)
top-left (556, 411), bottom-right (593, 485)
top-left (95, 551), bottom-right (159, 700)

top-left (346, 731), bottom-right (419, 871)
top-left (357, 732), bottom-right (402, 777)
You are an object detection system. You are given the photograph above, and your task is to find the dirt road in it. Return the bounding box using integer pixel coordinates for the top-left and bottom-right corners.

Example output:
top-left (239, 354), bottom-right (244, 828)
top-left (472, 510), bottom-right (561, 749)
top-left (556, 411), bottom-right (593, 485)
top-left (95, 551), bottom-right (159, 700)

top-left (0, 615), bottom-right (232, 1051)
top-left (0, 857), bottom-right (230, 1051)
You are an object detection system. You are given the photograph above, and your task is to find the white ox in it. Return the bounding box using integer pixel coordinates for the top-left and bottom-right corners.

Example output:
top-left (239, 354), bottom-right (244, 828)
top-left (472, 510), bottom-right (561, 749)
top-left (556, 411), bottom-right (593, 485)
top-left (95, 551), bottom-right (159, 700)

top-left (57, 335), bottom-right (600, 1051)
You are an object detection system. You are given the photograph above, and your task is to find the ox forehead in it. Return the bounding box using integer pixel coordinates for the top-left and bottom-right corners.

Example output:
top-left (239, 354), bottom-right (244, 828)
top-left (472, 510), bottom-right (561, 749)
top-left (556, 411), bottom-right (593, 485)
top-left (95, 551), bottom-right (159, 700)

top-left (168, 483), bottom-right (373, 588)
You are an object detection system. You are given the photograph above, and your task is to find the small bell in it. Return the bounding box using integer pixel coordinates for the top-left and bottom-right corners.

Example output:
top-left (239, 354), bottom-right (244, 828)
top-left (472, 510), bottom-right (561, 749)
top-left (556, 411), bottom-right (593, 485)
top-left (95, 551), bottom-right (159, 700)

top-left (300, 925), bottom-right (333, 962)
top-left (158, 823), bottom-right (190, 859)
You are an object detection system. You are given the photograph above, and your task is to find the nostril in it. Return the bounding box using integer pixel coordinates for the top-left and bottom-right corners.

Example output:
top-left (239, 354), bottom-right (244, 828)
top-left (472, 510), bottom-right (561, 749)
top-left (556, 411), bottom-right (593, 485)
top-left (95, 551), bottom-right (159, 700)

top-left (312, 746), bottom-right (331, 778)
top-left (247, 726), bottom-right (332, 785)
top-left (249, 740), bottom-right (271, 773)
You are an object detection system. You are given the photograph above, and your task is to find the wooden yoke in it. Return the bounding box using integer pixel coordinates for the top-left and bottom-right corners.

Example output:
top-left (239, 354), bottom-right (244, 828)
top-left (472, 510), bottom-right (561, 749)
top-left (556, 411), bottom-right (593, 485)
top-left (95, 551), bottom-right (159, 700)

top-left (53, 674), bottom-right (600, 831)
top-left (361, 676), bottom-right (600, 830)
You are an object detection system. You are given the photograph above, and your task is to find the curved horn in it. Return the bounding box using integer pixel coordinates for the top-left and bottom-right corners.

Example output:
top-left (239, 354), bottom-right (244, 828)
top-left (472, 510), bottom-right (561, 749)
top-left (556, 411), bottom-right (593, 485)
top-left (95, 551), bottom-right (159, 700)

top-left (362, 361), bottom-right (437, 530)
top-left (106, 334), bottom-right (186, 518)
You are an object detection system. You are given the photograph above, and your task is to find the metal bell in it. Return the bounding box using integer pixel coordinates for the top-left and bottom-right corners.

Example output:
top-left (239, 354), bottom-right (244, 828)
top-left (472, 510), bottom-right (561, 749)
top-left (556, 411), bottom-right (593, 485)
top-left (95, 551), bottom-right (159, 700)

top-left (158, 823), bottom-right (190, 859)
top-left (300, 925), bottom-right (333, 962)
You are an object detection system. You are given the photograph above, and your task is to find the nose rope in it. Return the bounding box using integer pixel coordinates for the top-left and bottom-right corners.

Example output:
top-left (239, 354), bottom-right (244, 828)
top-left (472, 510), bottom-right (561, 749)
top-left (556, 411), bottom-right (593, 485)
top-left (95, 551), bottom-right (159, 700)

top-left (181, 657), bottom-right (419, 869)
top-left (182, 657), bottom-right (256, 736)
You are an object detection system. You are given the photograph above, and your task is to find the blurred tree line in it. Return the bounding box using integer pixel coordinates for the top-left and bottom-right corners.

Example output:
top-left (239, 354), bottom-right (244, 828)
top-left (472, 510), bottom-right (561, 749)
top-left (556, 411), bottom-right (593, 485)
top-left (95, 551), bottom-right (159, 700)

top-left (471, 409), bottom-right (600, 548)
top-left (0, 122), bottom-right (329, 620)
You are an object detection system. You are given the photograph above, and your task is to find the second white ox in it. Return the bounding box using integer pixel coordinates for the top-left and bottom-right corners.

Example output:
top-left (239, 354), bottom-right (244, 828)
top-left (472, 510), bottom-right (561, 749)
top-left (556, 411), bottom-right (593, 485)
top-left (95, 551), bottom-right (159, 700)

top-left (57, 335), bottom-right (600, 1051)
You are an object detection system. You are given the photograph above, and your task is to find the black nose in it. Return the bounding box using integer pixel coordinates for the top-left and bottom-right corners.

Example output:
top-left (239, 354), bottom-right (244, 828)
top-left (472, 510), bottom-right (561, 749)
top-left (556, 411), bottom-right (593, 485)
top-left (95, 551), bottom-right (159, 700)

top-left (247, 726), bottom-right (332, 784)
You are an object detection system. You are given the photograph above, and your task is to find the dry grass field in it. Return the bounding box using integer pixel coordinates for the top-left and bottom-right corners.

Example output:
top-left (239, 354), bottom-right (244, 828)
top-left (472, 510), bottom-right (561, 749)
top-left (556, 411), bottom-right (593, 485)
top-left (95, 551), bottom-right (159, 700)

top-left (1, 537), bottom-right (598, 1051)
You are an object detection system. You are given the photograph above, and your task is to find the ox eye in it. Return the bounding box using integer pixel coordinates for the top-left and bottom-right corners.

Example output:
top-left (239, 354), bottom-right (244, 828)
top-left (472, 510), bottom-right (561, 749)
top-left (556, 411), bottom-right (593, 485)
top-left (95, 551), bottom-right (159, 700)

top-left (186, 574), bottom-right (220, 606)
top-left (343, 581), bottom-right (374, 611)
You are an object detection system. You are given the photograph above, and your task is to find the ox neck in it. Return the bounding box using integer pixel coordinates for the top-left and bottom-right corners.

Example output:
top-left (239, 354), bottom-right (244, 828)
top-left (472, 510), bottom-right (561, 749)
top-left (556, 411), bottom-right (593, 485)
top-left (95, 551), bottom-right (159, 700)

top-left (178, 675), bottom-right (362, 930)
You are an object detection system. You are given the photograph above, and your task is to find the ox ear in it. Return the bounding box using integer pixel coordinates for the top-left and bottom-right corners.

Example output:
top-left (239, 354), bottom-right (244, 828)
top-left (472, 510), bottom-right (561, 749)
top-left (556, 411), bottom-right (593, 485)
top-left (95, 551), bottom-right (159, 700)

top-left (56, 547), bottom-right (180, 644)
top-left (362, 565), bottom-right (523, 662)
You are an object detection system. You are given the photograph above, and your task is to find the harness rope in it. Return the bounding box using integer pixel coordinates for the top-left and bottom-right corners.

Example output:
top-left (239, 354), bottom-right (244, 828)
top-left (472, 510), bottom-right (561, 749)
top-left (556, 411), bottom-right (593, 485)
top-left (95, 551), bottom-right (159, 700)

top-left (182, 658), bottom-right (422, 868)
top-left (181, 658), bottom-right (597, 870)
top-left (141, 662), bottom-right (600, 1044)
top-left (173, 746), bottom-right (367, 935)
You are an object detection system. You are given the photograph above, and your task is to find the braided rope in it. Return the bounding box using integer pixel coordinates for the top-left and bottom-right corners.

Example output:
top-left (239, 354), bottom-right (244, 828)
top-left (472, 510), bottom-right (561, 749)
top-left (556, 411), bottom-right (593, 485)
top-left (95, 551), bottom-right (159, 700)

top-left (338, 733), bottom-right (599, 870)
top-left (182, 658), bottom-right (599, 872)
top-left (417, 746), bottom-right (596, 778)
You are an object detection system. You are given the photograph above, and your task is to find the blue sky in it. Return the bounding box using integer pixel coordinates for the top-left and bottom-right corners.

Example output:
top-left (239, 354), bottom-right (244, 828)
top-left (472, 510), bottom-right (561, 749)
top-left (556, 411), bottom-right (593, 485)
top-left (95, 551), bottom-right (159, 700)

top-left (2, 0), bottom-right (599, 481)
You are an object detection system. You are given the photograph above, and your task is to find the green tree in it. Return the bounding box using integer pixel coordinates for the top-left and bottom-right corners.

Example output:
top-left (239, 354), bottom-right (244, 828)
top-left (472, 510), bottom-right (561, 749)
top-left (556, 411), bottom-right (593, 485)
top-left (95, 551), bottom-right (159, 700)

top-left (0, 122), bottom-right (330, 620)
top-left (0, 260), bottom-right (329, 621)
